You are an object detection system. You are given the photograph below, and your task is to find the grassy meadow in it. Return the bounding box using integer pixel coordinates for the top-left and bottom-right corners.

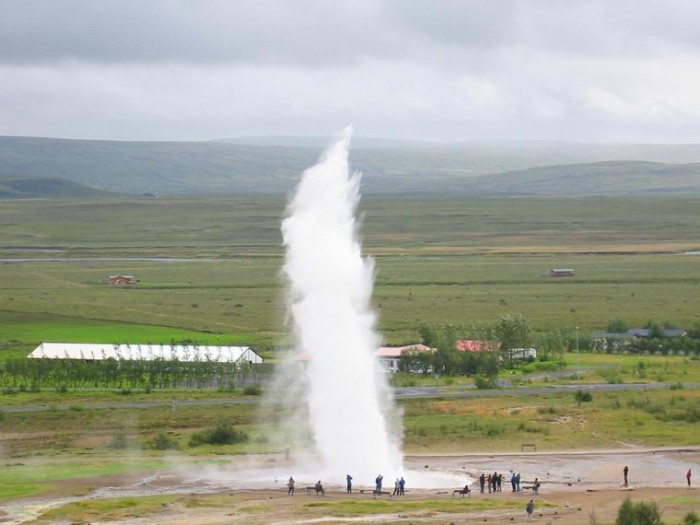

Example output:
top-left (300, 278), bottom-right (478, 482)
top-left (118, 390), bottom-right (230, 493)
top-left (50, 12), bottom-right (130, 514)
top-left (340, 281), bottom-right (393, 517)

top-left (2, 195), bottom-right (700, 351)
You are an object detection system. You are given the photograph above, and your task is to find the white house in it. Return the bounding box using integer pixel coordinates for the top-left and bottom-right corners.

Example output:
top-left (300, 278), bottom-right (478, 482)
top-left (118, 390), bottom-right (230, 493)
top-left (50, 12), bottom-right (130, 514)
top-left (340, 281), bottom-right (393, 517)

top-left (376, 344), bottom-right (434, 373)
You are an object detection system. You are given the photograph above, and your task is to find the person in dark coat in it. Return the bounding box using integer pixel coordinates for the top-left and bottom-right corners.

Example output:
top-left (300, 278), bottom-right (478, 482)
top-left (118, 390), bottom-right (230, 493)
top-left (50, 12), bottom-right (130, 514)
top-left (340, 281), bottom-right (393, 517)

top-left (526, 499), bottom-right (534, 520)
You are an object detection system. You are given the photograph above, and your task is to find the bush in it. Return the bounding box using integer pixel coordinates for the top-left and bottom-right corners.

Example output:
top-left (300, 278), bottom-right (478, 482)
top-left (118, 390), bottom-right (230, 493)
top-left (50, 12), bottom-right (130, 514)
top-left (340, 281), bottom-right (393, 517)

top-left (683, 511), bottom-right (699, 525)
top-left (188, 423), bottom-right (248, 447)
top-left (474, 375), bottom-right (498, 389)
top-left (574, 390), bottom-right (593, 406)
top-left (616, 498), bottom-right (662, 525)
top-left (151, 431), bottom-right (179, 450)
top-left (242, 385), bottom-right (261, 396)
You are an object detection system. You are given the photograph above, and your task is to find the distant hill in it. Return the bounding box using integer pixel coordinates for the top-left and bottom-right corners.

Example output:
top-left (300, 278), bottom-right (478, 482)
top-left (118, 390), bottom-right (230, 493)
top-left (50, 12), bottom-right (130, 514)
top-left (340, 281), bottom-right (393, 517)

top-left (0, 176), bottom-right (115, 199)
top-left (212, 135), bottom-right (434, 149)
top-left (2, 135), bottom-right (700, 196)
top-left (457, 161), bottom-right (700, 196)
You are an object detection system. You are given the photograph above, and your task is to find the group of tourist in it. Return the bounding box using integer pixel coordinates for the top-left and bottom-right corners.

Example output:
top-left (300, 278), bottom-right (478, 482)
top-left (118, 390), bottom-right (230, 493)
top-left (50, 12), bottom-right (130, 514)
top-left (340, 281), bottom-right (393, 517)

top-left (376, 473), bottom-right (406, 495)
top-left (477, 471), bottom-right (538, 494)
top-left (286, 473), bottom-right (406, 496)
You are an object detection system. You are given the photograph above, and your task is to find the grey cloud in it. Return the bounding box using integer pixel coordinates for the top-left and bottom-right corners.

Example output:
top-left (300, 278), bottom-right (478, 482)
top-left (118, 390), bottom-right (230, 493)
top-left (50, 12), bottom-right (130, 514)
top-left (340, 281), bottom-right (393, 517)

top-left (0, 0), bottom-right (403, 66)
top-left (2, 0), bottom-right (699, 66)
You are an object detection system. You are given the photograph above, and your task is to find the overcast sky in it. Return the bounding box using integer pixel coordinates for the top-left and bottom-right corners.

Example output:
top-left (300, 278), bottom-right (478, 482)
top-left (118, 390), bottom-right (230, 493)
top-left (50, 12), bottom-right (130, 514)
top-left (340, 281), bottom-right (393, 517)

top-left (1, 0), bottom-right (699, 143)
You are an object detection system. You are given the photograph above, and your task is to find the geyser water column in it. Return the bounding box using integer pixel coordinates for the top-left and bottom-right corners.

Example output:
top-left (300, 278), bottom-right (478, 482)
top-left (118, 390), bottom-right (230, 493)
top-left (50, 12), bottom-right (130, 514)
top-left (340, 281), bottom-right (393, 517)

top-left (281, 127), bottom-right (403, 482)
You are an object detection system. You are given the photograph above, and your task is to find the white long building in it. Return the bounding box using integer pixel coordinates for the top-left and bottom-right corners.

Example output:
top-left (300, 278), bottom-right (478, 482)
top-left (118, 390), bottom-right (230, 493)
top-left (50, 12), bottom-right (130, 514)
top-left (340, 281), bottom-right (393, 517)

top-left (28, 343), bottom-right (263, 364)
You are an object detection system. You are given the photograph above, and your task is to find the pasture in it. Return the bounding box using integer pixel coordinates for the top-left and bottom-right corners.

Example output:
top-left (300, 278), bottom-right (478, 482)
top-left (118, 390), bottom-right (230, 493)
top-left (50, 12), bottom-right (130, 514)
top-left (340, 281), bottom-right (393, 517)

top-left (2, 195), bottom-right (699, 351)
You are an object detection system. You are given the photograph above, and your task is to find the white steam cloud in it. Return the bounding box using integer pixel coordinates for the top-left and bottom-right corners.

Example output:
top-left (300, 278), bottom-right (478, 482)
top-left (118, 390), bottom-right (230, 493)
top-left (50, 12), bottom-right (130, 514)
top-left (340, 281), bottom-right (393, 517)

top-left (270, 126), bottom-right (403, 485)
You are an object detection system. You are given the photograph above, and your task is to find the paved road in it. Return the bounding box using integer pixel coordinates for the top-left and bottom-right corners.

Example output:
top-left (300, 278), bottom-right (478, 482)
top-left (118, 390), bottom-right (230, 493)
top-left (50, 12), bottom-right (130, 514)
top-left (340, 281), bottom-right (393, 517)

top-left (394, 381), bottom-right (699, 399)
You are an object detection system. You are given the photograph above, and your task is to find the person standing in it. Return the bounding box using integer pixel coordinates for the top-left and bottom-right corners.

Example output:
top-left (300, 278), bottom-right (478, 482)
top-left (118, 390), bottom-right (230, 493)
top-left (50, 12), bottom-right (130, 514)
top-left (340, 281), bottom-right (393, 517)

top-left (287, 476), bottom-right (295, 496)
top-left (479, 473), bottom-right (486, 493)
top-left (526, 499), bottom-right (534, 520)
top-left (623, 465), bottom-right (629, 486)
top-left (393, 478), bottom-right (400, 495)
top-left (399, 476), bottom-right (405, 495)
top-left (375, 474), bottom-right (383, 492)
top-left (687, 468), bottom-right (692, 487)
top-left (346, 474), bottom-right (353, 493)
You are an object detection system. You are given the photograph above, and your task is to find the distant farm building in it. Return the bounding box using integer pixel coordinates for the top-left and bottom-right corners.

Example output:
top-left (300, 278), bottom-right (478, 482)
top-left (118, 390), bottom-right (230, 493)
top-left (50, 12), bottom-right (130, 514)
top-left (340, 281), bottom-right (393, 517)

top-left (550, 268), bottom-right (575, 277)
top-left (626, 328), bottom-right (686, 338)
top-left (28, 343), bottom-right (263, 365)
top-left (505, 347), bottom-right (537, 360)
top-left (455, 340), bottom-right (499, 352)
top-left (592, 327), bottom-right (687, 350)
top-left (108, 275), bottom-right (137, 285)
top-left (376, 344), bottom-right (433, 373)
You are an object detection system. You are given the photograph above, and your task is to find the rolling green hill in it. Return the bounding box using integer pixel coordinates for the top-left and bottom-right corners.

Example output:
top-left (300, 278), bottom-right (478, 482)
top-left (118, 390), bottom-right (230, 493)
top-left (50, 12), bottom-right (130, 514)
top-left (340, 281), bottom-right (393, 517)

top-left (0, 176), bottom-right (116, 199)
top-left (2, 135), bottom-right (700, 196)
top-left (411, 161), bottom-right (700, 196)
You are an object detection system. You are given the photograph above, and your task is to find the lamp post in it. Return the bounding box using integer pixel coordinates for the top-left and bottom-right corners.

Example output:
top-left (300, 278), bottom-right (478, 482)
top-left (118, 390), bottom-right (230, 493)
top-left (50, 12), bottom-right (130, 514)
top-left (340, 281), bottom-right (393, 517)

top-left (575, 326), bottom-right (580, 380)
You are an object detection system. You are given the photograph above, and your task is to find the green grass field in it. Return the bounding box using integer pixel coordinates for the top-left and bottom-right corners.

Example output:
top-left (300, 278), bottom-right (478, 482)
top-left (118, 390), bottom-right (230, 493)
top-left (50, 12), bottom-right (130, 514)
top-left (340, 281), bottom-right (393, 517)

top-left (2, 195), bottom-right (700, 349)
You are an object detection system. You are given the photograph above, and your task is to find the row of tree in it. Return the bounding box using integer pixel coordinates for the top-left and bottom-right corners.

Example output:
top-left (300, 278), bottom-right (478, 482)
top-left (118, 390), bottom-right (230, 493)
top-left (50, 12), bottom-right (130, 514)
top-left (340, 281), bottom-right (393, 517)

top-left (402, 314), bottom-right (700, 377)
top-left (1, 357), bottom-right (260, 390)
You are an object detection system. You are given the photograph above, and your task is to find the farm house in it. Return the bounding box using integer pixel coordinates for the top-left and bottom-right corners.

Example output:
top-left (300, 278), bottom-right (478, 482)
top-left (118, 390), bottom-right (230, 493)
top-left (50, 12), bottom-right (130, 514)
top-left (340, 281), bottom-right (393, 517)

top-left (376, 344), bottom-right (434, 373)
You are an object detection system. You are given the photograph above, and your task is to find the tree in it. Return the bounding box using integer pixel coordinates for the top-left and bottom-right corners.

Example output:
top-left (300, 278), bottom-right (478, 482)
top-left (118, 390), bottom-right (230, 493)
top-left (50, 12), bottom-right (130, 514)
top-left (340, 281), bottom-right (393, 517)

top-left (495, 314), bottom-right (531, 367)
top-left (607, 318), bottom-right (629, 333)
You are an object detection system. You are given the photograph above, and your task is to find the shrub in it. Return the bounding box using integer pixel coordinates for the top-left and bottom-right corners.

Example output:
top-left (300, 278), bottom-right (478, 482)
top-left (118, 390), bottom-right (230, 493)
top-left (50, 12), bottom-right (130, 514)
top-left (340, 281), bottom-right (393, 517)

top-left (151, 431), bottom-right (179, 450)
top-left (242, 385), bottom-right (261, 396)
top-left (474, 375), bottom-right (498, 389)
top-left (615, 498), bottom-right (662, 525)
top-left (683, 511), bottom-right (699, 525)
top-left (574, 390), bottom-right (593, 406)
top-left (188, 423), bottom-right (248, 447)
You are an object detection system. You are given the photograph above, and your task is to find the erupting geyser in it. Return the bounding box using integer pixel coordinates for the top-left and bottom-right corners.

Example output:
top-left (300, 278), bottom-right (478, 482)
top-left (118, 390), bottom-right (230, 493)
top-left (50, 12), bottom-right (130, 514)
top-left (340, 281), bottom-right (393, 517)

top-left (278, 126), bottom-right (403, 483)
